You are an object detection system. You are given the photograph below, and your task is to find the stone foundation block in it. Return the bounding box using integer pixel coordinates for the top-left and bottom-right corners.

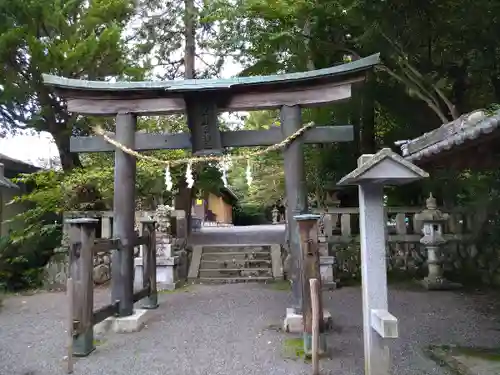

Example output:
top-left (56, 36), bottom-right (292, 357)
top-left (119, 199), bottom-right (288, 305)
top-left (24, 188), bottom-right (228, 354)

top-left (93, 318), bottom-right (113, 337)
top-left (283, 307), bottom-right (333, 333)
top-left (93, 309), bottom-right (152, 336)
top-left (112, 309), bottom-right (151, 333)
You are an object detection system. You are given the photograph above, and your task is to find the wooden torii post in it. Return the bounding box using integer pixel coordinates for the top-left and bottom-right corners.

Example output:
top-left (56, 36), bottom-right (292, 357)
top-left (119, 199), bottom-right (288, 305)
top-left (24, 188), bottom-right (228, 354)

top-left (42, 54), bottom-right (380, 319)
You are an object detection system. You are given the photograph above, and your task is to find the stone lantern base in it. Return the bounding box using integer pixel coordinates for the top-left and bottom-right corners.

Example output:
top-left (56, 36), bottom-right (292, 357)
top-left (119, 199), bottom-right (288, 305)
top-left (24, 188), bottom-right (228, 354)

top-left (420, 276), bottom-right (462, 291)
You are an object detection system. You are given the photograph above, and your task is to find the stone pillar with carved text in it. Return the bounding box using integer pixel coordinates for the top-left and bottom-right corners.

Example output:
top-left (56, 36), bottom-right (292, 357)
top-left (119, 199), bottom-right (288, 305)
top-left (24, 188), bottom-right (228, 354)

top-left (134, 204), bottom-right (181, 291)
top-left (155, 204), bottom-right (180, 290)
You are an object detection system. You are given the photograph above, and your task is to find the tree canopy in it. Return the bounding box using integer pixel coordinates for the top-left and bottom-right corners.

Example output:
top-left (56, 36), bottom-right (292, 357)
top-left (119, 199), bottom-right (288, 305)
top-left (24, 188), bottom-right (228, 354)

top-left (3, 0), bottom-right (500, 227)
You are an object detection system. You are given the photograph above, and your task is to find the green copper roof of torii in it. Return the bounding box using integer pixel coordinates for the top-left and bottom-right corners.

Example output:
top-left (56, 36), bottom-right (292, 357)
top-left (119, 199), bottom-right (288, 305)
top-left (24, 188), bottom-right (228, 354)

top-left (42, 54), bottom-right (380, 93)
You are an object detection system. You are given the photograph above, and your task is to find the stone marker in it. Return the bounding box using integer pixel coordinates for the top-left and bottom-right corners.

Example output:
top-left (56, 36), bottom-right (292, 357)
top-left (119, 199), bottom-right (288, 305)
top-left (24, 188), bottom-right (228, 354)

top-left (338, 148), bottom-right (429, 375)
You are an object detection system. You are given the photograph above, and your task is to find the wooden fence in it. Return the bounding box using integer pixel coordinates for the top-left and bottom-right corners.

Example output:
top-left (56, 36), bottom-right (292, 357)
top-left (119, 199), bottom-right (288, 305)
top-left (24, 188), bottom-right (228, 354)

top-left (66, 218), bottom-right (157, 357)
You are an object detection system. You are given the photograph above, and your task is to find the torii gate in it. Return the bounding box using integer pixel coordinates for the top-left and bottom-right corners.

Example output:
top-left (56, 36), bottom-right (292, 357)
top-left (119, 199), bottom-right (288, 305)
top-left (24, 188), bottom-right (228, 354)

top-left (42, 53), bottom-right (380, 320)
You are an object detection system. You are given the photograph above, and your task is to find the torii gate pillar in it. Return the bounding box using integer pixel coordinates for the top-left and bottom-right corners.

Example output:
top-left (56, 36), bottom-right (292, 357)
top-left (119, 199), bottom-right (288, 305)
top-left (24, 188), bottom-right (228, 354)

top-left (281, 105), bottom-right (308, 312)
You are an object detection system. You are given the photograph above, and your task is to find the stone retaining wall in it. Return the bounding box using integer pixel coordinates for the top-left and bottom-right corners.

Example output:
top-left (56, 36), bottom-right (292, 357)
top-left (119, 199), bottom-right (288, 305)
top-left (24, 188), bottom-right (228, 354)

top-left (320, 205), bottom-right (498, 287)
top-left (43, 208), bottom-right (188, 289)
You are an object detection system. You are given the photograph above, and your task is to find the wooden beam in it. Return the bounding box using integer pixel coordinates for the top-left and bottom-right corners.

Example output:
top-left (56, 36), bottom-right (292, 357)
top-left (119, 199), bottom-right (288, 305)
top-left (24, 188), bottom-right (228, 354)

top-left (65, 81), bottom-right (355, 116)
top-left (67, 96), bottom-right (185, 116)
top-left (70, 125), bottom-right (354, 153)
top-left (224, 81), bottom-right (353, 112)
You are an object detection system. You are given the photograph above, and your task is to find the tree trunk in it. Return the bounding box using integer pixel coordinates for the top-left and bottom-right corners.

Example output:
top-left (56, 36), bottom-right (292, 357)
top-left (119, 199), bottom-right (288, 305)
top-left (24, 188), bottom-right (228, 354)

top-left (53, 132), bottom-right (82, 171)
top-left (184, 0), bottom-right (196, 80)
top-left (176, 0), bottom-right (197, 235)
top-left (449, 62), bottom-right (469, 115)
top-left (491, 76), bottom-right (500, 103)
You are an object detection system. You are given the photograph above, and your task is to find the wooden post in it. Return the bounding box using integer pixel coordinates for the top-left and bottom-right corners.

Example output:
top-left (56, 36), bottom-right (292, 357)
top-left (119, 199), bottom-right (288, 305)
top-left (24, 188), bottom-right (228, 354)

top-left (67, 218), bottom-right (97, 357)
top-left (141, 219), bottom-right (158, 309)
top-left (112, 113), bottom-right (137, 317)
top-left (281, 105), bottom-right (308, 312)
top-left (395, 213), bottom-right (408, 269)
top-left (294, 214), bottom-right (326, 356)
top-left (66, 277), bottom-right (74, 374)
top-left (310, 278), bottom-right (320, 375)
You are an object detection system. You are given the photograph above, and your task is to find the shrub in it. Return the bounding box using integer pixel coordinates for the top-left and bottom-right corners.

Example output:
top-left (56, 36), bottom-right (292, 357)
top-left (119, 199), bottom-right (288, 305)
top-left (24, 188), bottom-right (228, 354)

top-left (233, 203), bottom-right (267, 225)
top-left (0, 224), bottom-right (61, 291)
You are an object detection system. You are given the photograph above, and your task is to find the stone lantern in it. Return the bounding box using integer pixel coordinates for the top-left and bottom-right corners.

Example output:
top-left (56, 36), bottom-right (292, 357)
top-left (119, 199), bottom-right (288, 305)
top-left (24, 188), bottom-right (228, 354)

top-left (272, 206), bottom-right (279, 224)
top-left (415, 193), bottom-right (461, 290)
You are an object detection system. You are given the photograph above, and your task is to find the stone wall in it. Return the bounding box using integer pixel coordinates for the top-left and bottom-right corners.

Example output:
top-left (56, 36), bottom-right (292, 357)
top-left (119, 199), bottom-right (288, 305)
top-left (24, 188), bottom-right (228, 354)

top-left (43, 209), bottom-right (189, 290)
top-left (317, 205), bottom-right (497, 286)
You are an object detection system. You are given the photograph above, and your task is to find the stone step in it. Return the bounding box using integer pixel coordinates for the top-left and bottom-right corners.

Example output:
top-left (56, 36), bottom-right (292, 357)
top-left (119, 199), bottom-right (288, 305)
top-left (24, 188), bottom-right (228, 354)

top-left (199, 268), bottom-right (272, 278)
top-left (201, 245), bottom-right (269, 253)
top-left (201, 252), bottom-right (271, 260)
top-left (198, 277), bottom-right (272, 284)
top-left (199, 267), bottom-right (271, 273)
top-left (200, 259), bottom-right (272, 269)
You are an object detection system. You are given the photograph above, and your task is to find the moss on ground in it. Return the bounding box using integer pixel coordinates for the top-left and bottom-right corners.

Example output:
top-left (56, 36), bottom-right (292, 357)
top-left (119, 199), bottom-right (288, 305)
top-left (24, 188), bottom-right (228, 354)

top-left (266, 280), bottom-right (291, 291)
top-left (158, 284), bottom-right (192, 294)
top-left (455, 347), bottom-right (500, 361)
top-left (282, 337), bottom-right (308, 361)
top-left (93, 338), bottom-right (107, 346)
top-left (426, 344), bottom-right (500, 375)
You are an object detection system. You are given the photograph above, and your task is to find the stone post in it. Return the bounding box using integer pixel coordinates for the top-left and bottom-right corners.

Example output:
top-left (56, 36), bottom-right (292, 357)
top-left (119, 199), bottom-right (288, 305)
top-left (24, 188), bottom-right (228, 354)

top-left (338, 148), bottom-right (428, 375)
top-left (415, 194), bottom-right (461, 290)
top-left (155, 204), bottom-right (180, 290)
top-left (156, 204), bottom-right (172, 257)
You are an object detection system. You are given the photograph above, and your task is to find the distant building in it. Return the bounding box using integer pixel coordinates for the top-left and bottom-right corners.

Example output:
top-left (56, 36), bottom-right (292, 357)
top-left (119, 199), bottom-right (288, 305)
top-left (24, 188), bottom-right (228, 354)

top-left (191, 187), bottom-right (238, 227)
top-left (0, 153), bottom-right (40, 236)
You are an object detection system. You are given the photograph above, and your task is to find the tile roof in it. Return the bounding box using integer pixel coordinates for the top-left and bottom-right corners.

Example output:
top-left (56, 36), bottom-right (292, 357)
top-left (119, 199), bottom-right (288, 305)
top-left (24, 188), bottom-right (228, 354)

top-left (400, 109), bottom-right (500, 162)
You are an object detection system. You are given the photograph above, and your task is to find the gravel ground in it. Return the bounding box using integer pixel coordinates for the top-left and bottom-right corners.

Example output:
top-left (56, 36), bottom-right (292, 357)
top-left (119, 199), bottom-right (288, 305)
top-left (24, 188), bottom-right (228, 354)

top-left (1, 283), bottom-right (499, 375)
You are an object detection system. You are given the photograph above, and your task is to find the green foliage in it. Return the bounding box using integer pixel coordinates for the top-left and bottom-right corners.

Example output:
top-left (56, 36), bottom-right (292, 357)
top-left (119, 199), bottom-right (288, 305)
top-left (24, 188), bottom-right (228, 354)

top-left (232, 203), bottom-right (267, 226)
top-left (4, 0), bottom-right (500, 291)
top-left (205, 0), bottom-right (500, 213)
top-left (0, 226), bottom-right (61, 291)
top-left (0, 0), bottom-right (143, 169)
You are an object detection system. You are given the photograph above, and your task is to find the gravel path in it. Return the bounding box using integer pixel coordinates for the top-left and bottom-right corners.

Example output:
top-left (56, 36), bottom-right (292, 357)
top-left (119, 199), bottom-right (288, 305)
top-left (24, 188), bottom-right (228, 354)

top-left (1, 283), bottom-right (499, 375)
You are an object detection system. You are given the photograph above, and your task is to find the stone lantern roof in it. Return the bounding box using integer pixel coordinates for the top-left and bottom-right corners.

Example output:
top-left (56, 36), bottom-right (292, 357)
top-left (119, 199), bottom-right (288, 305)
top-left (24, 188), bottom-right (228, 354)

top-left (415, 194), bottom-right (449, 223)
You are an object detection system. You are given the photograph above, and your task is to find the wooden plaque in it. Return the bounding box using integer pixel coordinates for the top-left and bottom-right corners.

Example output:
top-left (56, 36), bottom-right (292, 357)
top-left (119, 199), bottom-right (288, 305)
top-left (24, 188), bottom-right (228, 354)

top-left (185, 94), bottom-right (223, 155)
